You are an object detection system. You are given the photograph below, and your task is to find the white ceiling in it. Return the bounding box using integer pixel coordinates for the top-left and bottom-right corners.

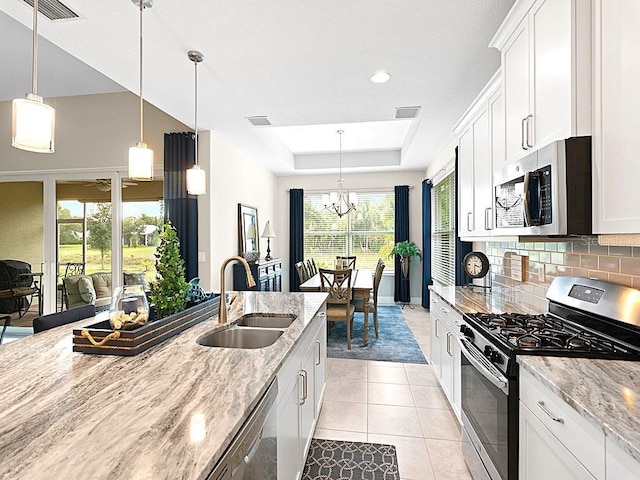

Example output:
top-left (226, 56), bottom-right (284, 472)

top-left (0, 0), bottom-right (514, 175)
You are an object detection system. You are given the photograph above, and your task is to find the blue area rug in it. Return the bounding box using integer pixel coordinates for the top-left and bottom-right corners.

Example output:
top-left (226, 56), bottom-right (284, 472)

top-left (327, 305), bottom-right (427, 364)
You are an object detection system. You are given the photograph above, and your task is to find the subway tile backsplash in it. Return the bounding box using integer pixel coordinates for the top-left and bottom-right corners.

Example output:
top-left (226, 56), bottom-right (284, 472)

top-left (479, 237), bottom-right (640, 312)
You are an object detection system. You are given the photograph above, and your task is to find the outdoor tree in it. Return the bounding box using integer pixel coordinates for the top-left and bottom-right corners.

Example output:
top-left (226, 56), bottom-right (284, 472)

top-left (57, 204), bottom-right (82, 245)
top-left (87, 203), bottom-right (112, 270)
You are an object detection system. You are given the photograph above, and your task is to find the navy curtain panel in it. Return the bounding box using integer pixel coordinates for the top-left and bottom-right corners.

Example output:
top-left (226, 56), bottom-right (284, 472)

top-left (422, 179), bottom-right (432, 308)
top-left (454, 146), bottom-right (472, 285)
top-left (164, 132), bottom-right (198, 282)
top-left (289, 188), bottom-right (304, 292)
top-left (394, 185), bottom-right (410, 303)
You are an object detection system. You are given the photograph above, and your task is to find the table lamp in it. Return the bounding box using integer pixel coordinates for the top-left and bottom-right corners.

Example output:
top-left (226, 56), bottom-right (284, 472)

top-left (261, 221), bottom-right (276, 261)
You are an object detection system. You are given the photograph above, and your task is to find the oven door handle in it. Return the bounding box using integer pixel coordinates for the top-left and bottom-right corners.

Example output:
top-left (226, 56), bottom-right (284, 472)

top-left (457, 336), bottom-right (509, 394)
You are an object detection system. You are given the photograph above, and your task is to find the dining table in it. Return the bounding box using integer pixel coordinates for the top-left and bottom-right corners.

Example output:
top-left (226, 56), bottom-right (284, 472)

top-left (299, 268), bottom-right (374, 345)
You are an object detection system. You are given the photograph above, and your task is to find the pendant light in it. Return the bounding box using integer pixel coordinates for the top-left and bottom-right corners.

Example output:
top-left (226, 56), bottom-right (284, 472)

top-left (128, 0), bottom-right (153, 181)
top-left (12, 0), bottom-right (55, 153)
top-left (186, 50), bottom-right (206, 195)
top-left (322, 130), bottom-right (358, 217)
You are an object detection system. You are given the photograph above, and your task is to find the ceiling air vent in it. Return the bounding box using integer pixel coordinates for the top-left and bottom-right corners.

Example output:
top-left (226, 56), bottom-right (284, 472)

top-left (246, 116), bottom-right (271, 127)
top-left (395, 106), bottom-right (421, 119)
top-left (22, 0), bottom-right (79, 21)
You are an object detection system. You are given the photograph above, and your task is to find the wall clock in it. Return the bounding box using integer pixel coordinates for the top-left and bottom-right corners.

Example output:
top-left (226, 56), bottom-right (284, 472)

top-left (462, 251), bottom-right (490, 279)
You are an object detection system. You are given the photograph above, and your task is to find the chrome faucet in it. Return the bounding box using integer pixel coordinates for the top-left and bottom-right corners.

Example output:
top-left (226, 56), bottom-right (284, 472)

top-left (219, 256), bottom-right (256, 324)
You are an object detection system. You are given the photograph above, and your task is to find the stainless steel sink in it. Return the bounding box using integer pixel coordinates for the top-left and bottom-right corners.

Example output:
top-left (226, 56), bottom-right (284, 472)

top-left (197, 327), bottom-right (283, 349)
top-left (235, 313), bottom-right (296, 329)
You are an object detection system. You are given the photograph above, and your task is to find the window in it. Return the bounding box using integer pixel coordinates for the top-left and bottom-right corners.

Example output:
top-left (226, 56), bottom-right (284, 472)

top-left (431, 172), bottom-right (455, 285)
top-left (304, 191), bottom-right (395, 270)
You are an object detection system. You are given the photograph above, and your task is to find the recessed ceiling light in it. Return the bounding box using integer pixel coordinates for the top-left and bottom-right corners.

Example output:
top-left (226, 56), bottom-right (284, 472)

top-left (370, 72), bottom-right (391, 84)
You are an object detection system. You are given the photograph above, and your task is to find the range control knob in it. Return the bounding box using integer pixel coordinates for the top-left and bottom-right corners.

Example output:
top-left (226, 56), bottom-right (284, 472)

top-left (484, 345), bottom-right (494, 357)
top-left (460, 324), bottom-right (474, 340)
top-left (490, 351), bottom-right (503, 364)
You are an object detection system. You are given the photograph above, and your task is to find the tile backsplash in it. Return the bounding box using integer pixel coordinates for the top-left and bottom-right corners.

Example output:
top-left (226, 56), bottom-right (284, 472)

top-left (478, 238), bottom-right (640, 312)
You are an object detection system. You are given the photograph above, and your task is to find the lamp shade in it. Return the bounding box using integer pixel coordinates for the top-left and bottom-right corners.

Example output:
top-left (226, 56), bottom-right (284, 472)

top-left (261, 221), bottom-right (276, 239)
top-left (128, 142), bottom-right (154, 180)
top-left (187, 164), bottom-right (206, 195)
top-left (12, 95), bottom-right (55, 153)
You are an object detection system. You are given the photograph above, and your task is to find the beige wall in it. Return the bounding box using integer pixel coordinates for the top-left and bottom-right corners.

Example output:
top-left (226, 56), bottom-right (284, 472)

top-left (276, 171), bottom-right (425, 303)
top-left (197, 132), bottom-right (276, 292)
top-left (0, 182), bottom-right (43, 270)
top-left (0, 92), bottom-right (187, 173)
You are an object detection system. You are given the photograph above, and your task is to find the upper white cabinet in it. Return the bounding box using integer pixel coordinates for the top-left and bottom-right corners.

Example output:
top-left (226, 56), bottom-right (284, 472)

top-left (490, 0), bottom-right (591, 164)
top-left (593, 0), bottom-right (640, 233)
top-left (454, 70), bottom-right (501, 238)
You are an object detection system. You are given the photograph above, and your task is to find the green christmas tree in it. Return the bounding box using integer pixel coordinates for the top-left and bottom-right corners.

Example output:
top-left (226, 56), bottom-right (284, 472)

top-left (150, 222), bottom-right (190, 318)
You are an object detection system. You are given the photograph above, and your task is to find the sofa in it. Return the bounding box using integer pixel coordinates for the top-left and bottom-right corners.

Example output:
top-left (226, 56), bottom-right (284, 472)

top-left (63, 272), bottom-right (112, 311)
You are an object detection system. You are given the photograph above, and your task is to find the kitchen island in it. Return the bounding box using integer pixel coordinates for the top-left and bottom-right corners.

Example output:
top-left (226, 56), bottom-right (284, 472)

top-left (0, 291), bottom-right (327, 480)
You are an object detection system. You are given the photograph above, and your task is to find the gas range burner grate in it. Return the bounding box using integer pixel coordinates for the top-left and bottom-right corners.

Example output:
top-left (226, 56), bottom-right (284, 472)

top-left (467, 312), bottom-right (629, 354)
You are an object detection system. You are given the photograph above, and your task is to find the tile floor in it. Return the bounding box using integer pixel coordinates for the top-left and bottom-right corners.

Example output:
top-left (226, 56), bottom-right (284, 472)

top-left (313, 304), bottom-right (472, 480)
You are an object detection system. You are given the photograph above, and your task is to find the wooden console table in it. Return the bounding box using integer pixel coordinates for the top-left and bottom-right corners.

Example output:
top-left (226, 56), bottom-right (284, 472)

top-left (233, 257), bottom-right (282, 292)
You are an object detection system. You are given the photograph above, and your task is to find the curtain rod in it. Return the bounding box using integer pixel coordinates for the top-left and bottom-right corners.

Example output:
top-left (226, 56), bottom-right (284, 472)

top-left (286, 186), bottom-right (415, 192)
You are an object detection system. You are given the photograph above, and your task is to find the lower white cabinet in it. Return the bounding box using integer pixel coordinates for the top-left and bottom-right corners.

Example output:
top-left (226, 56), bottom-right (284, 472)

top-left (429, 292), bottom-right (461, 419)
top-left (606, 436), bottom-right (640, 480)
top-left (519, 401), bottom-right (597, 480)
top-left (276, 308), bottom-right (327, 480)
top-left (519, 367), bottom-right (604, 480)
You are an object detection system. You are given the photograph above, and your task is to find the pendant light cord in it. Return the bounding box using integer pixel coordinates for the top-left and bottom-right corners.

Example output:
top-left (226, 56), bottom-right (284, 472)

top-left (32, 0), bottom-right (39, 95)
top-left (138, 0), bottom-right (144, 144)
top-left (194, 59), bottom-right (198, 166)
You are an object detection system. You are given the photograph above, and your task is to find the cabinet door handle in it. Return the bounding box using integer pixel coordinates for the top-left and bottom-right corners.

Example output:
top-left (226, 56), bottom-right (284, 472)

top-left (440, 306), bottom-right (449, 314)
top-left (537, 400), bottom-right (564, 424)
top-left (318, 312), bottom-right (326, 317)
top-left (467, 212), bottom-right (473, 232)
top-left (300, 370), bottom-right (308, 405)
top-left (446, 332), bottom-right (452, 356)
top-left (521, 117), bottom-right (528, 150)
top-left (485, 207), bottom-right (492, 230)
top-left (526, 114), bottom-right (534, 148)
top-left (435, 318), bottom-right (439, 338)
top-left (315, 340), bottom-right (321, 366)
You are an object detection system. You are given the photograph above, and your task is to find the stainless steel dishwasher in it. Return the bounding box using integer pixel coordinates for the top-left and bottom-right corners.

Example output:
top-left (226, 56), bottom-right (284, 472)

top-left (206, 378), bottom-right (278, 480)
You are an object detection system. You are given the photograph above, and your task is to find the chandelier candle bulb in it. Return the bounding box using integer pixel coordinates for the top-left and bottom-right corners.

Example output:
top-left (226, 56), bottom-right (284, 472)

top-left (323, 130), bottom-right (357, 217)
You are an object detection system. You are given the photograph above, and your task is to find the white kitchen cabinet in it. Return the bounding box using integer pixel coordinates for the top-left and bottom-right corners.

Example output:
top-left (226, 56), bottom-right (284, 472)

top-left (606, 435), bottom-right (640, 480)
top-left (492, 0), bottom-right (591, 164)
top-left (429, 292), bottom-right (462, 420)
top-left (593, 0), bottom-right (640, 233)
top-left (490, 90), bottom-right (505, 170)
top-left (454, 70), bottom-right (500, 238)
top-left (519, 367), bottom-right (605, 480)
top-left (519, 401), bottom-right (598, 480)
top-left (277, 308), bottom-right (327, 480)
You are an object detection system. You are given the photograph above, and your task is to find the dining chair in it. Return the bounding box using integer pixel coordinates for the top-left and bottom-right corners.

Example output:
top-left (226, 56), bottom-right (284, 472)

top-left (59, 262), bottom-right (86, 311)
top-left (306, 258), bottom-right (317, 276)
top-left (336, 256), bottom-right (356, 269)
top-left (295, 261), bottom-right (309, 285)
top-left (33, 304), bottom-right (96, 334)
top-left (319, 268), bottom-right (355, 349)
top-left (352, 259), bottom-right (385, 339)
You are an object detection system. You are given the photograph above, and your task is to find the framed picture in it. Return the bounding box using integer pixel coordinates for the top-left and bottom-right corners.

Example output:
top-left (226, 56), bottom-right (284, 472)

top-left (238, 203), bottom-right (259, 261)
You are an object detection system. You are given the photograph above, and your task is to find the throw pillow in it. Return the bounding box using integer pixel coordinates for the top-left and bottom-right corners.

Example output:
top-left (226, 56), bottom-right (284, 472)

top-left (77, 276), bottom-right (96, 304)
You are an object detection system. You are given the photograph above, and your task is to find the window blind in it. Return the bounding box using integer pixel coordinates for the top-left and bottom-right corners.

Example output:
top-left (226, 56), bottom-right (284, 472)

top-left (431, 173), bottom-right (455, 285)
top-left (304, 191), bottom-right (394, 270)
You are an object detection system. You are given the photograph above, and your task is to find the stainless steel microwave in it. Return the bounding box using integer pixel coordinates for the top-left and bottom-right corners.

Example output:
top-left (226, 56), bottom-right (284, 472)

top-left (493, 137), bottom-right (592, 236)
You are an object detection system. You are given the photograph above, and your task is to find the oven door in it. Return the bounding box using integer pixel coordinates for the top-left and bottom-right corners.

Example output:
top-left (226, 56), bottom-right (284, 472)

top-left (458, 336), bottom-right (510, 480)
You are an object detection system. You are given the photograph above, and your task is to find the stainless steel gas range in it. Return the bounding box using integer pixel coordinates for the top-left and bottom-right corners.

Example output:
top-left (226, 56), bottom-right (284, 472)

top-left (458, 276), bottom-right (640, 480)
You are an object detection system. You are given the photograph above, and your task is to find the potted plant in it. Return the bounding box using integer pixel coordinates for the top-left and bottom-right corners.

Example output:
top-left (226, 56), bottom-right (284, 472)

top-left (149, 222), bottom-right (190, 318)
top-left (390, 240), bottom-right (423, 278)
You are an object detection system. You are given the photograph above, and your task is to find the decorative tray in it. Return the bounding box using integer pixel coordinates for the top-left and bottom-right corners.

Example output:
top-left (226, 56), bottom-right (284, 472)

top-left (72, 295), bottom-right (221, 356)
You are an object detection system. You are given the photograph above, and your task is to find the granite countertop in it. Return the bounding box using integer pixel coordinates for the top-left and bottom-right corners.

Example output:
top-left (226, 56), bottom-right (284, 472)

top-left (428, 285), bottom-right (640, 464)
top-left (518, 355), bottom-right (640, 464)
top-left (0, 291), bottom-right (328, 480)
top-left (429, 284), bottom-right (542, 316)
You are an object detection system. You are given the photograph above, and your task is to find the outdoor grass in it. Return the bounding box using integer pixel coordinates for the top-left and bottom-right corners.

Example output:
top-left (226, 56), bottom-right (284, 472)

top-left (59, 244), bottom-right (157, 279)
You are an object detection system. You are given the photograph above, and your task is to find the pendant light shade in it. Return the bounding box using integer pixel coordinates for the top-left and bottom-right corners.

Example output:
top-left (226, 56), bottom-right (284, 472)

top-left (12, 0), bottom-right (55, 153)
top-left (186, 164), bottom-right (206, 195)
top-left (128, 0), bottom-right (153, 181)
top-left (128, 142), bottom-right (154, 180)
top-left (186, 50), bottom-right (206, 195)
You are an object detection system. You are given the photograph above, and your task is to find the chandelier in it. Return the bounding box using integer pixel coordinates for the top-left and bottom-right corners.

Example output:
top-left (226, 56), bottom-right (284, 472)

top-left (322, 130), bottom-right (357, 217)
